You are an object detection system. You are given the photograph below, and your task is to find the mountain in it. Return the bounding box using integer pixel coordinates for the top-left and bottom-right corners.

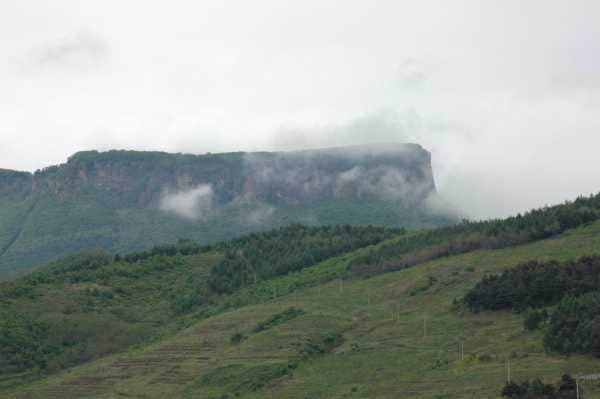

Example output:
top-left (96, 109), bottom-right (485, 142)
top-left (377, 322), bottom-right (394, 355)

top-left (1, 193), bottom-right (600, 398)
top-left (0, 144), bottom-right (454, 277)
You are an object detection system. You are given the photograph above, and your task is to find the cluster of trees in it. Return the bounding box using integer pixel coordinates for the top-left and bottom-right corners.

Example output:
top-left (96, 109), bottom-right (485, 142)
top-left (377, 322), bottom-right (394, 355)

top-left (464, 257), bottom-right (600, 312)
top-left (464, 256), bottom-right (600, 356)
top-left (0, 250), bottom-right (113, 299)
top-left (2, 245), bottom-right (204, 294)
top-left (207, 224), bottom-right (400, 294)
top-left (299, 331), bottom-right (344, 359)
top-left (119, 239), bottom-right (213, 263)
top-left (252, 307), bottom-right (304, 333)
top-left (349, 193), bottom-right (600, 279)
top-left (173, 224), bottom-right (399, 312)
top-left (524, 309), bottom-right (549, 331)
top-left (348, 228), bottom-right (481, 278)
top-left (0, 309), bottom-right (55, 372)
top-left (544, 292), bottom-right (600, 356)
top-left (230, 307), bottom-right (305, 346)
top-left (501, 374), bottom-right (577, 398)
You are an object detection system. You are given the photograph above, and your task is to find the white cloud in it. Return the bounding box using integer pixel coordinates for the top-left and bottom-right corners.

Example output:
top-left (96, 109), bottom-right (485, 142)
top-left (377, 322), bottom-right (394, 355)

top-left (245, 204), bottom-right (276, 225)
top-left (159, 184), bottom-right (214, 220)
top-left (336, 165), bottom-right (430, 202)
top-left (28, 30), bottom-right (108, 71)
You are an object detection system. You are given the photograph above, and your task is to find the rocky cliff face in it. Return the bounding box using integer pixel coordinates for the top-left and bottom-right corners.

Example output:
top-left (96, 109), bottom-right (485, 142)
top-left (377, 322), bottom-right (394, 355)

top-left (0, 144), bottom-right (451, 276)
top-left (25, 143), bottom-right (435, 206)
top-left (0, 170), bottom-right (32, 201)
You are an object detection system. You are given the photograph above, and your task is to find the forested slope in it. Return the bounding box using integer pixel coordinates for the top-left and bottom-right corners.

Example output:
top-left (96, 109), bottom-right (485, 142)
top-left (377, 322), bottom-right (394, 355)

top-left (0, 225), bottom-right (398, 383)
top-left (3, 194), bottom-right (600, 398)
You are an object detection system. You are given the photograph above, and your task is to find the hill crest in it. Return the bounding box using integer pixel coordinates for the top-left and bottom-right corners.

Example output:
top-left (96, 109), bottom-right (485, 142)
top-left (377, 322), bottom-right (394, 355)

top-left (0, 144), bottom-right (452, 276)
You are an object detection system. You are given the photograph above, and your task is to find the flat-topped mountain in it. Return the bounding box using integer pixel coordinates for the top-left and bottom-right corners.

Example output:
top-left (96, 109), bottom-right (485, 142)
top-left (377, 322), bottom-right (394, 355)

top-left (0, 144), bottom-right (454, 276)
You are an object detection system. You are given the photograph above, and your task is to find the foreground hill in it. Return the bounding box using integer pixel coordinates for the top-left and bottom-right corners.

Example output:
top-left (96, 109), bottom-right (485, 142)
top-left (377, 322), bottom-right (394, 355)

top-left (0, 144), bottom-right (453, 277)
top-left (2, 194), bottom-right (600, 398)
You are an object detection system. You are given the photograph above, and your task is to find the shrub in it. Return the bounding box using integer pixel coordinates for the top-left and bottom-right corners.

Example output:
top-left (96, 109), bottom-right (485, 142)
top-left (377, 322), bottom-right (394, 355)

top-left (230, 332), bottom-right (246, 345)
top-left (252, 307), bottom-right (304, 333)
top-left (0, 309), bottom-right (55, 372)
top-left (501, 374), bottom-right (576, 398)
top-left (544, 293), bottom-right (600, 356)
top-left (524, 309), bottom-right (549, 331)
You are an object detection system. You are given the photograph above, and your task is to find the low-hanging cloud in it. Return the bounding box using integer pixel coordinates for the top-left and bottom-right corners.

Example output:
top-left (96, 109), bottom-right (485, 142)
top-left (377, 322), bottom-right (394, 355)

top-left (159, 184), bottom-right (214, 220)
top-left (336, 165), bottom-right (431, 202)
top-left (242, 143), bottom-right (434, 203)
top-left (245, 204), bottom-right (276, 225)
top-left (270, 111), bottom-right (410, 152)
top-left (28, 30), bottom-right (108, 71)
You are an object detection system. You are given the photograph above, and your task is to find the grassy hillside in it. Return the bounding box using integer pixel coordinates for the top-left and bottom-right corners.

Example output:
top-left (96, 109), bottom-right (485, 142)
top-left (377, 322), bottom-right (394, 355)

top-left (4, 217), bottom-right (600, 397)
top-left (0, 225), bottom-right (398, 386)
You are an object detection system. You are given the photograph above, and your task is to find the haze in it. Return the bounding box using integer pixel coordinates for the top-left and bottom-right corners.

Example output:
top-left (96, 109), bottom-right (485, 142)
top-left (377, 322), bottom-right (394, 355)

top-left (1, 1), bottom-right (599, 219)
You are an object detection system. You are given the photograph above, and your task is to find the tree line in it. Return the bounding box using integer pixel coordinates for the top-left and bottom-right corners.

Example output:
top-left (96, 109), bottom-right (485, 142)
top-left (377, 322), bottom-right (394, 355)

top-left (464, 256), bottom-right (600, 356)
top-left (464, 257), bottom-right (600, 312)
top-left (207, 224), bottom-right (401, 294)
top-left (501, 374), bottom-right (578, 398)
top-left (348, 193), bottom-right (600, 279)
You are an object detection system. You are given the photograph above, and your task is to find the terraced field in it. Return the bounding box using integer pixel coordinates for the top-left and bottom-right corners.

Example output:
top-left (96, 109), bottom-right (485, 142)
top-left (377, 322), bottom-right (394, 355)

top-left (5, 221), bottom-right (600, 398)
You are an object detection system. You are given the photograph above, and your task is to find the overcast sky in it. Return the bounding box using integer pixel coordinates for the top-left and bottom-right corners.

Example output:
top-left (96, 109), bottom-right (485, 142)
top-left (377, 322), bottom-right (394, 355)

top-left (1, 1), bottom-right (599, 219)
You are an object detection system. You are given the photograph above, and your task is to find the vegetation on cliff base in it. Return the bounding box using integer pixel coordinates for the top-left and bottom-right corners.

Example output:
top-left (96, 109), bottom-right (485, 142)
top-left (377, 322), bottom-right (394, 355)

top-left (349, 193), bottom-right (600, 278)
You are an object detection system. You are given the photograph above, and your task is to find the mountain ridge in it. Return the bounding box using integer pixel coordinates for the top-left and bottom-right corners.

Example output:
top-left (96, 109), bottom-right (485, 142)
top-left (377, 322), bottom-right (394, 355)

top-left (0, 144), bottom-right (453, 277)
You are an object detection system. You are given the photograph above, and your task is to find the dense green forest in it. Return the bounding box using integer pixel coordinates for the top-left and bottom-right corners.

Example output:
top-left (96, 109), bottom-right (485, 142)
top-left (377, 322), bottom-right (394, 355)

top-left (207, 224), bottom-right (400, 294)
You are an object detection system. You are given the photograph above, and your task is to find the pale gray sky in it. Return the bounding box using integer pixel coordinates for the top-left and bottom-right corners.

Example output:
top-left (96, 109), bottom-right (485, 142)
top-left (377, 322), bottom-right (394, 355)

top-left (1, 1), bottom-right (599, 218)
